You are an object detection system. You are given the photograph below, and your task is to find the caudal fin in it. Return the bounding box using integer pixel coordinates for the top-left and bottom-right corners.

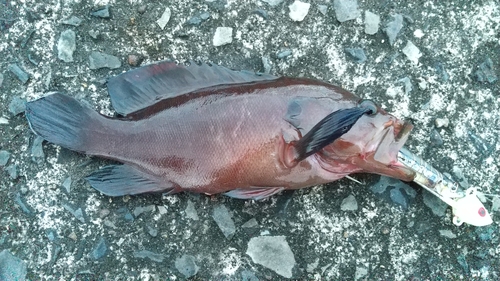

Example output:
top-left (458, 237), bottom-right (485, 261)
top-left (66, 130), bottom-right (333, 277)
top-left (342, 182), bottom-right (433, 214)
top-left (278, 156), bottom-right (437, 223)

top-left (25, 93), bottom-right (105, 153)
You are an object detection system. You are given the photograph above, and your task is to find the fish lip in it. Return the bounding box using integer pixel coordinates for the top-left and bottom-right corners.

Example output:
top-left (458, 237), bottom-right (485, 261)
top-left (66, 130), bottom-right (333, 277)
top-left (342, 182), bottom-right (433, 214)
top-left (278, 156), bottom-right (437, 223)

top-left (373, 120), bottom-right (413, 165)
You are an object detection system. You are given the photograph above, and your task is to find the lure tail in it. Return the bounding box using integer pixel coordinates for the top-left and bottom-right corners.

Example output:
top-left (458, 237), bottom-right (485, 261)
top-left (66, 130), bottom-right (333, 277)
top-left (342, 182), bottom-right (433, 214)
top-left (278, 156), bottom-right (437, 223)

top-left (25, 93), bottom-right (107, 154)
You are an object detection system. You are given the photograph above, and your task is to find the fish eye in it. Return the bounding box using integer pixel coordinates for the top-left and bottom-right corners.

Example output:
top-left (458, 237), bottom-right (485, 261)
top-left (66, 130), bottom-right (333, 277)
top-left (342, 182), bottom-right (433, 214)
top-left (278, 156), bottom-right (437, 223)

top-left (360, 100), bottom-right (377, 115)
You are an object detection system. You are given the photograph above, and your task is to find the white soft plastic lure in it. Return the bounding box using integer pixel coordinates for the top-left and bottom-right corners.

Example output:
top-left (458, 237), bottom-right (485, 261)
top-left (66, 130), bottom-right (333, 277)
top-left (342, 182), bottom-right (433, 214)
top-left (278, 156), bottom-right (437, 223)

top-left (397, 147), bottom-right (492, 227)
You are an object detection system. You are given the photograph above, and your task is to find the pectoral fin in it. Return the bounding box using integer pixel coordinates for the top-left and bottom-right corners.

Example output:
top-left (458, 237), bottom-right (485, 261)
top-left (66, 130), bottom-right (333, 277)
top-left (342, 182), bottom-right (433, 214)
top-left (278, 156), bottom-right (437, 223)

top-left (224, 187), bottom-right (285, 200)
top-left (294, 106), bottom-right (371, 162)
top-left (86, 165), bottom-right (178, 196)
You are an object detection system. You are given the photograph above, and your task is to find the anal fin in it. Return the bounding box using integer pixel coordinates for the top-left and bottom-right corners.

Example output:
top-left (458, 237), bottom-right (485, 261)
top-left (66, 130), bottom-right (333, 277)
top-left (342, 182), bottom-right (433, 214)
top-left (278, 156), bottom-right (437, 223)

top-left (86, 165), bottom-right (178, 196)
top-left (224, 187), bottom-right (285, 200)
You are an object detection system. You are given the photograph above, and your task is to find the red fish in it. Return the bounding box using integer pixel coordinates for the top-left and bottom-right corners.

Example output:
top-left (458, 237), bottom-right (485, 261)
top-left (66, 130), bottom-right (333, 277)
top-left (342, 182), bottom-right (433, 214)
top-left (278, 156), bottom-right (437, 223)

top-left (26, 61), bottom-right (416, 199)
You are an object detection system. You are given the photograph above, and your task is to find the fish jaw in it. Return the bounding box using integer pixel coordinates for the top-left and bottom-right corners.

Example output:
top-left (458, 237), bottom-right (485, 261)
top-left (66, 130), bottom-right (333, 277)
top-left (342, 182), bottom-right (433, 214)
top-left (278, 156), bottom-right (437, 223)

top-left (323, 113), bottom-right (416, 182)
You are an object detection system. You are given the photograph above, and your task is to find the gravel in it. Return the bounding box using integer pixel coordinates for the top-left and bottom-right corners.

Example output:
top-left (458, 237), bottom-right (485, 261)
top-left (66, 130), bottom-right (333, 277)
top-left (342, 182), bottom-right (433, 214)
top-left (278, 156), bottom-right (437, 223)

top-left (0, 1), bottom-right (499, 280)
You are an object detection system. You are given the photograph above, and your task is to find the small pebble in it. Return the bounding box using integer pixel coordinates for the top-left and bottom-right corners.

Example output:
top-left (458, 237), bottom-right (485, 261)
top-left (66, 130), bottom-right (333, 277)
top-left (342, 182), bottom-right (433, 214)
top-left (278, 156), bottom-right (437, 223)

top-left (242, 218), bottom-right (258, 228)
top-left (439, 229), bottom-right (457, 239)
top-left (317, 5), bottom-right (328, 16)
top-left (133, 205), bottom-right (156, 217)
top-left (355, 266), bottom-right (368, 281)
top-left (435, 118), bottom-right (449, 128)
top-left (63, 204), bottom-right (85, 223)
top-left (414, 29), bottom-right (424, 38)
top-left (434, 62), bottom-right (449, 81)
top-left (117, 207), bottom-right (134, 221)
top-left (127, 54), bottom-right (143, 67)
top-left (89, 51), bottom-right (121, 70)
top-left (15, 193), bottom-right (33, 215)
top-left (340, 194), bottom-right (358, 211)
top-left (186, 12), bottom-right (210, 25)
top-left (185, 200), bottom-right (199, 220)
top-left (241, 270), bottom-right (259, 281)
top-left (61, 16), bottom-right (82, 26)
top-left (0, 150), bottom-right (11, 166)
top-left (137, 5), bottom-right (147, 14)
top-left (88, 30), bottom-right (100, 39)
top-left (262, 0), bottom-right (283, 6)
top-left (157, 7), bottom-right (171, 30)
top-left (288, 0), bottom-right (310, 22)
top-left (175, 255), bottom-right (199, 278)
top-left (0, 73), bottom-right (3, 87)
top-left (364, 11), bottom-right (380, 35)
top-left (31, 136), bottom-right (45, 161)
top-left (333, 0), bottom-right (360, 22)
top-left (46, 229), bottom-right (58, 242)
top-left (457, 254), bottom-right (469, 273)
top-left (62, 176), bottom-right (72, 193)
top-left (430, 129), bottom-right (444, 147)
top-left (418, 79), bottom-right (427, 90)
top-left (475, 57), bottom-right (497, 83)
top-left (0, 250), bottom-right (27, 281)
top-left (344, 48), bottom-right (366, 63)
top-left (6, 165), bottom-right (18, 179)
top-left (262, 56), bottom-right (272, 73)
top-left (402, 41), bottom-right (421, 64)
top-left (91, 237), bottom-right (107, 260)
top-left (212, 205), bottom-right (236, 239)
top-left (8, 64), bottom-right (30, 84)
top-left (246, 236), bottom-right (295, 278)
top-left (277, 49), bottom-right (292, 59)
top-left (133, 250), bottom-right (165, 263)
top-left (491, 197), bottom-right (500, 212)
top-left (8, 96), bottom-right (26, 116)
top-left (146, 223), bottom-right (158, 237)
top-left (0, 117), bottom-right (8, 124)
top-left (58, 29), bottom-right (76, 62)
top-left (389, 188), bottom-right (408, 209)
top-left (384, 14), bottom-right (403, 45)
top-left (91, 6), bottom-right (111, 19)
top-left (213, 27), bottom-right (233, 46)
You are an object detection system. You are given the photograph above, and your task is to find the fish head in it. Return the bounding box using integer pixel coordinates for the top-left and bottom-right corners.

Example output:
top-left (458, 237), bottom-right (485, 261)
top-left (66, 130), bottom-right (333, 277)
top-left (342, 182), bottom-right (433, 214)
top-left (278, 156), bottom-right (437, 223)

top-left (320, 100), bottom-right (416, 181)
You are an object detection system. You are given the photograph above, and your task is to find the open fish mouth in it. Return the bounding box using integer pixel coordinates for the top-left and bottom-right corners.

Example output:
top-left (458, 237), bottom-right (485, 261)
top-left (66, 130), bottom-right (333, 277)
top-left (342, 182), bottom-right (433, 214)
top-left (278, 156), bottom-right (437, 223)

top-left (373, 120), bottom-right (413, 165)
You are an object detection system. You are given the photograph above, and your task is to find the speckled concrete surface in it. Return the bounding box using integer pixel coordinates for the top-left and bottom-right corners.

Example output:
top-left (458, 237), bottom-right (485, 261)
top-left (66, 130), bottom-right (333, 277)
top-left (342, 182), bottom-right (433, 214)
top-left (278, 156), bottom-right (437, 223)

top-left (0, 0), bottom-right (499, 280)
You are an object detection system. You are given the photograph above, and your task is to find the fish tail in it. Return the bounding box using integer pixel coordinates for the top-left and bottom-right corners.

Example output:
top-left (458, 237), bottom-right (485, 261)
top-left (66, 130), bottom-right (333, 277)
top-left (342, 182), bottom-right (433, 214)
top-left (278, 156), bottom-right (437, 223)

top-left (25, 93), bottom-right (106, 153)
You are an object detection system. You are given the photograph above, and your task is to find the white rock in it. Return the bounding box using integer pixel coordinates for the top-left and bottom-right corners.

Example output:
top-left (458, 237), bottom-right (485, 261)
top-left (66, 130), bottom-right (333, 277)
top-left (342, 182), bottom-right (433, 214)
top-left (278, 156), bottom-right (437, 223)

top-left (402, 40), bottom-right (422, 64)
top-left (213, 27), bottom-right (233, 46)
top-left (157, 7), bottom-right (171, 30)
top-left (57, 29), bottom-right (76, 62)
top-left (246, 236), bottom-right (296, 278)
top-left (262, 0), bottom-right (284, 6)
top-left (364, 11), bottom-right (380, 35)
top-left (435, 117), bottom-right (449, 128)
top-left (439, 229), bottom-right (457, 239)
top-left (414, 29), bottom-right (425, 38)
top-left (289, 0), bottom-right (310, 22)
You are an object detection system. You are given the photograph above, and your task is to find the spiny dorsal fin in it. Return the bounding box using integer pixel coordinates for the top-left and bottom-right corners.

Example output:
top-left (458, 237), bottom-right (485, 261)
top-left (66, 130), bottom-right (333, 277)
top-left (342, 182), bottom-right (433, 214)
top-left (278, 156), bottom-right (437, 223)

top-left (107, 61), bottom-right (278, 116)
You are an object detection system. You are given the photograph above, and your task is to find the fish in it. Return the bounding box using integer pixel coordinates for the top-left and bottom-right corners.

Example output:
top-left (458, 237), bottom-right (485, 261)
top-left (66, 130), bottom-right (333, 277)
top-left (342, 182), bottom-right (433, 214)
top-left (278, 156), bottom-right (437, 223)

top-left (25, 61), bottom-right (416, 200)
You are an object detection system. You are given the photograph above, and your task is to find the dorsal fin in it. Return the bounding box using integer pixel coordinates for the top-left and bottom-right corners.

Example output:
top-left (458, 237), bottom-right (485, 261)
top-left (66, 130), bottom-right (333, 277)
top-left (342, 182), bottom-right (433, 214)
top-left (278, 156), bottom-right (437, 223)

top-left (107, 61), bottom-right (279, 116)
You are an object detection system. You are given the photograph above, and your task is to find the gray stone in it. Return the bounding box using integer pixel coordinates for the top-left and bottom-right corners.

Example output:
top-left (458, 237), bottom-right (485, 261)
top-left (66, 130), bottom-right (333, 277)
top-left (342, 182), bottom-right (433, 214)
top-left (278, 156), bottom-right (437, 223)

top-left (422, 189), bottom-right (448, 217)
top-left (246, 236), bottom-right (296, 278)
top-left (242, 218), bottom-right (258, 228)
top-left (399, 77), bottom-right (412, 94)
top-left (8, 64), bottom-right (29, 84)
top-left (61, 16), bottom-right (82, 26)
top-left (430, 129), bottom-right (444, 147)
top-left (333, 0), bottom-right (360, 22)
top-left (146, 223), bottom-right (158, 237)
top-left (14, 193), bottom-right (32, 215)
top-left (133, 250), bottom-right (165, 263)
top-left (475, 57), bottom-right (497, 83)
top-left (384, 14), bottom-right (403, 45)
top-left (0, 250), bottom-right (27, 281)
top-left (492, 196), bottom-right (500, 212)
top-left (0, 150), bottom-right (11, 166)
top-left (212, 205), bottom-right (236, 239)
top-left (91, 237), bottom-right (107, 260)
top-left (157, 7), bottom-right (171, 30)
top-left (89, 51), bottom-right (121, 70)
top-left (186, 12), bottom-right (210, 26)
top-left (8, 96), bottom-right (26, 115)
top-left (58, 29), bottom-right (76, 62)
top-left (344, 48), bottom-right (366, 63)
top-left (31, 136), bottom-right (45, 161)
top-left (0, 73), bottom-right (4, 87)
top-left (341, 195), bottom-right (358, 211)
top-left (133, 205), bottom-right (156, 217)
top-left (241, 270), bottom-right (259, 281)
top-left (277, 49), bottom-right (292, 59)
top-left (175, 254), bottom-right (198, 278)
top-left (185, 200), bottom-right (199, 220)
top-left (288, 1), bottom-right (310, 22)
top-left (213, 27), bottom-right (233, 46)
top-left (63, 204), bottom-right (85, 223)
top-left (91, 6), bottom-right (110, 18)
top-left (439, 229), bottom-right (457, 239)
top-left (262, 0), bottom-right (283, 6)
top-left (262, 56), bottom-right (272, 74)
top-left (6, 165), bottom-right (18, 179)
top-left (317, 5), bottom-right (328, 16)
top-left (355, 266), bottom-right (368, 280)
top-left (88, 30), bottom-right (100, 39)
top-left (62, 177), bottom-right (72, 193)
top-left (389, 188), bottom-right (407, 209)
top-left (402, 41), bottom-right (421, 64)
top-left (364, 11), bottom-right (380, 35)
